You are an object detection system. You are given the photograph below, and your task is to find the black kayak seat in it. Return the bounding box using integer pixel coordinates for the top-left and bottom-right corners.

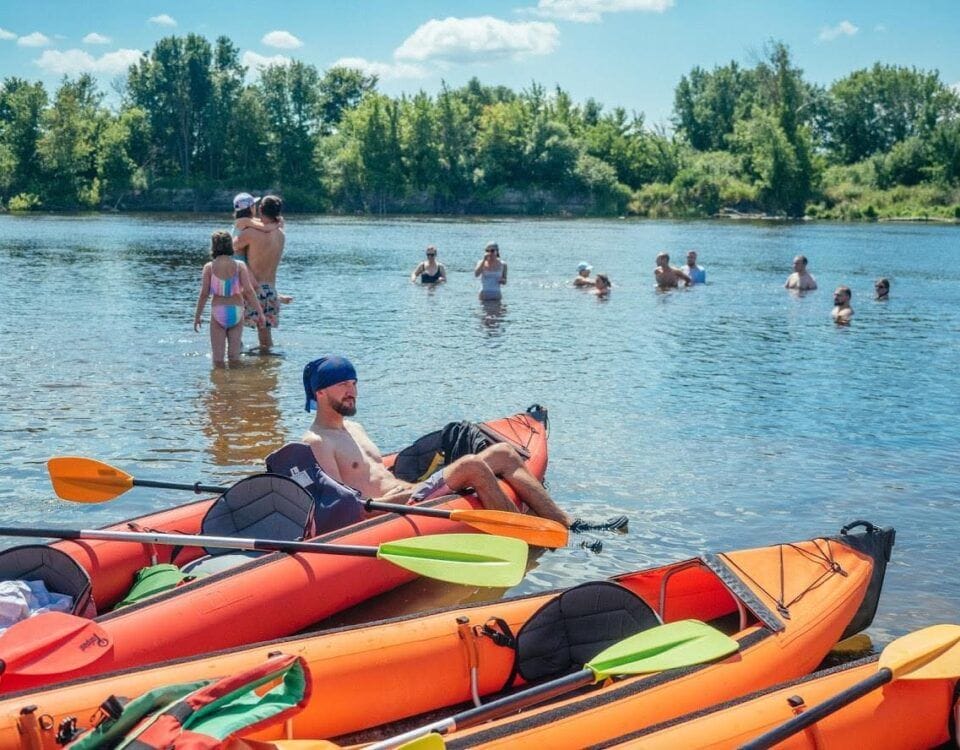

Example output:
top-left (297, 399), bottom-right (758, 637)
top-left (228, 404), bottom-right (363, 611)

top-left (196, 473), bottom-right (316, 557)
top-left (0, 544), bottom-right (96, 617)
top-left (514, 580), bottom-right (661, 683)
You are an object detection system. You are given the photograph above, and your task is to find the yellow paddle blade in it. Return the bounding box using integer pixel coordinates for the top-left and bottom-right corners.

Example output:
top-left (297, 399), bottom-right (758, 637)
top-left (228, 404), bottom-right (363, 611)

top-left (397, 734), bottom-right (446, 750)
top-left (448, 509), bottom-right (569, 548)
top-left (881, 624), bottom-right (960, 680)
top-left (47, 456), bottom-right (134, 502)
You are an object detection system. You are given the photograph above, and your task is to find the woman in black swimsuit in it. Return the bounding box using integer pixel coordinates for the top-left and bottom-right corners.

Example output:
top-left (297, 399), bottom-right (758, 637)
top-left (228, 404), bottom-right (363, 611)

top-left (411, 245), bottom-right (447, 285)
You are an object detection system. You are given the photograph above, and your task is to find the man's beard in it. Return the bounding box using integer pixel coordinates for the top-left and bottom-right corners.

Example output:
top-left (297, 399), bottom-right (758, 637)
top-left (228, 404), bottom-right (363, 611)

top-left (332, 397), bottom-right (356, 417)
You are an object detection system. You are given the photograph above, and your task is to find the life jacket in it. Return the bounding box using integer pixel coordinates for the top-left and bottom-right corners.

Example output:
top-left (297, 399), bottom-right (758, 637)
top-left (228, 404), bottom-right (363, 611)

top-left (67, 653), bottom-right (310, 750)
top-left (265, 443), bottom-right (365, 533)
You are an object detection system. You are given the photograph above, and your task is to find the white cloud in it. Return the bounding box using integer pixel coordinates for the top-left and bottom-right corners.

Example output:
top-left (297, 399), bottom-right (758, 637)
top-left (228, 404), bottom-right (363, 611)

top-left (395, 16), bottom-right (559, 63)
top-left (332, 56), bottom-right (428, 81)
top-left (529, 0), bottom-right (673, 23)
top-left (818, 20), bottom-right (858, 42)
top-left (34, 48), bottom-right (142, 75)
top-left (241, 51), bottom-right (292, 71)
top-left (149, 14), bottom-right (177, 27)
top-left (262, 30), bottom-right (303, 49)
top-left (18, 32), bottom-right (51, 47)
top-left (0, 27), bottom-right (16, 41)
top-left (83, 32), bottom-right (111, 45)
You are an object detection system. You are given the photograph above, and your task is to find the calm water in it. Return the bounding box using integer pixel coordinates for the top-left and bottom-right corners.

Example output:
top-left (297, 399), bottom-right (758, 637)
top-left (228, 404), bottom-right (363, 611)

top-left (1, 213), bottom-right (959, 644)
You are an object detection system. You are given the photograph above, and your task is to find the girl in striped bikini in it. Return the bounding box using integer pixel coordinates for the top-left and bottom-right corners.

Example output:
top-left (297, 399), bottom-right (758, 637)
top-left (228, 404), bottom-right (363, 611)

top-left (193, 231), bottom-right (264, 365)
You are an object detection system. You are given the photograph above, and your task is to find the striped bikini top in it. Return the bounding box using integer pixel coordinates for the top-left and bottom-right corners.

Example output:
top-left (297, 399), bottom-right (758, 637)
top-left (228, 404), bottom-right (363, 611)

top-left (210, 263), bottom-right (242, 297)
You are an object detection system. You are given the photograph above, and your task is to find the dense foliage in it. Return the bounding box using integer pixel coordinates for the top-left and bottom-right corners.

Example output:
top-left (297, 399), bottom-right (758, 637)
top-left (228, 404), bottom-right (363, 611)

top-left (1, 36), bottom-right (958, 218)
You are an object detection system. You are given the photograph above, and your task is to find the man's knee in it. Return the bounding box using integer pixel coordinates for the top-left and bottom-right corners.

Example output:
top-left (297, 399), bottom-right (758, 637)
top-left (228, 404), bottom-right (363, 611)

top-left (479, 443), bottom-right (521, 472)
top-left (444, 453), bottom-right (492, 488)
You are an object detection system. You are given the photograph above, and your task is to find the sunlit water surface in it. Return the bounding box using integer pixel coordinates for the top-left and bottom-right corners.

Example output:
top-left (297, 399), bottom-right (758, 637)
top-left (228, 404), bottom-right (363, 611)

top-left (1, 213), bottom-right (959, 645)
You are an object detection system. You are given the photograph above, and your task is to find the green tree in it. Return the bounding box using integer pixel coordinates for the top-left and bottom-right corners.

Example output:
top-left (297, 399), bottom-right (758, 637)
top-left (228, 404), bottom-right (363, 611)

top-left (259, 61), bottom-right (323, 185)
top-left (318, 66), bottom-right (377, 133)
top-left (0, 77), bottom-right (48, 197)
top-left (38, 74), bottom-right (105, 207)
top-left (400, 92), bottom-right (439, 193)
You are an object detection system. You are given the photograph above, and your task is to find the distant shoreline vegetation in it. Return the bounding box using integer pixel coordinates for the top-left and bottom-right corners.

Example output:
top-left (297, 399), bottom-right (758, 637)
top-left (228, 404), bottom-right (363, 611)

top-left (1, 36), bottom-right (959, 222)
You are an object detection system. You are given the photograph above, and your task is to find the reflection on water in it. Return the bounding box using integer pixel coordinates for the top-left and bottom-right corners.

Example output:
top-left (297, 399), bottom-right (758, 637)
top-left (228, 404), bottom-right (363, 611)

top-left (477, 299), bottom-right (508, 336)
top-left (201, 359), bottom-right (285, 466)
top-left (2, 215), bottom-right (960, 644)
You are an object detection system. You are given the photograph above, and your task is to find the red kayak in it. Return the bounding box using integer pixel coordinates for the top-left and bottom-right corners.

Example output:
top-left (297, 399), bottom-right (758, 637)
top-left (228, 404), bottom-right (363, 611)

top-left (0, 407), bottom-right (548, 695)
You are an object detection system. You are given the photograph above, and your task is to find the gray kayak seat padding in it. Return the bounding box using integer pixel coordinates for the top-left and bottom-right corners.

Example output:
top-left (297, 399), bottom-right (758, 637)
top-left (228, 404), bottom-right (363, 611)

top-left (514, 581), bottom-right (661, 683)
top-left (0, 544), bottom-right (96, 617)
top-left (180, 551), bottom-right (264, 577)
top-left (199, 473), bottom-right (316, 556)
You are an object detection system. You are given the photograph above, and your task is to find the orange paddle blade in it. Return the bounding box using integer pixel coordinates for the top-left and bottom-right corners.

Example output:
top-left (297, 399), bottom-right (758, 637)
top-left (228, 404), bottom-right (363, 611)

top-left (0, 612), bottom-right (113, 677)
top-left (448, 509), bottom-right (568, 548)
top-left (47, 456), bottom-right (134, 502)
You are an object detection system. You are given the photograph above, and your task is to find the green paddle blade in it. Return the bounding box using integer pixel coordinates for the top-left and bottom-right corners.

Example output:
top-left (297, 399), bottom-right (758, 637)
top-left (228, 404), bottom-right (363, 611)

top-left (588, 619), bottom-right (739, 679)
top-left (377, 533), bottom-right (528, 588)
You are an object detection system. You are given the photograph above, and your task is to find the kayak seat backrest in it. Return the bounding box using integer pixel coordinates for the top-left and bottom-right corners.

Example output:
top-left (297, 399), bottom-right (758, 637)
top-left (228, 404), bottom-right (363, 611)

top-left (0, 544), bottom-right (96, 617)
top-left (199, 474), bottom-right (316, 556)
top-left (265, 443), bottom-right (366, 534)
top-left (514, 581), bottom-right (661, 683)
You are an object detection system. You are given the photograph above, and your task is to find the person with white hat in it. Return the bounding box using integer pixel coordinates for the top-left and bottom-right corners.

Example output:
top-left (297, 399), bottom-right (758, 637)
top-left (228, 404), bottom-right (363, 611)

top-left (572, 261), bottom-right (596, 288)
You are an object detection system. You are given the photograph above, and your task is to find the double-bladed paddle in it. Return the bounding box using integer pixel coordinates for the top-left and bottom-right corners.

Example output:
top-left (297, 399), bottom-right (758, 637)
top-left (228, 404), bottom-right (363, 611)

top-left (367, 619), bottom-right (739, 750)
top-left (740, 624), bottom-right (960, 750)
top-left (46, 457), bottom-right (568, 548)
top-left (0, 526), bottom-right (528, 588)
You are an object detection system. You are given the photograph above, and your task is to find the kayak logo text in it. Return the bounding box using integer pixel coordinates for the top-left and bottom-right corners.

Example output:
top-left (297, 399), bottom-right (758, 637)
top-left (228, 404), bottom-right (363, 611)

top-left (79, 634), bottom-right (110, 651)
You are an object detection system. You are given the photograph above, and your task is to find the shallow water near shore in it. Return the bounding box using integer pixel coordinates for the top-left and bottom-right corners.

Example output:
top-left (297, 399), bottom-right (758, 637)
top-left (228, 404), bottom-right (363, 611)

top-left (1, 213), bottom-right (959, 646)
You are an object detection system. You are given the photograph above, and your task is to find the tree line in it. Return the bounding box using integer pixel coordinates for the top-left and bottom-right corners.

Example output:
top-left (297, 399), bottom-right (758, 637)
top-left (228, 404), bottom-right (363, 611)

top-left (1, 35), bottom-right (958, 219)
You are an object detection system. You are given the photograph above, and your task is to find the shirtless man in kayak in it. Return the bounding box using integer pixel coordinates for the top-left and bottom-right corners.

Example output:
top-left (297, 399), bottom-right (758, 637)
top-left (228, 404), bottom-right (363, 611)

top-left (300, 356), bottom-right (571, 526)
top-left (235, 195), bottom-right (286, 353)
top-left (654, 252), bottom-right (692, 289)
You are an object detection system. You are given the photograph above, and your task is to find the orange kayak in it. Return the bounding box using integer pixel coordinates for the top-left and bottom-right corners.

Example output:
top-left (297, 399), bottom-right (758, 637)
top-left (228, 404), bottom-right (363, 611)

top-left (0, 408), bottom-right (548, 696)
top-left (0, 522), bottom-right (893, 749)
top-left (604, 653), bottom-right (956, 749)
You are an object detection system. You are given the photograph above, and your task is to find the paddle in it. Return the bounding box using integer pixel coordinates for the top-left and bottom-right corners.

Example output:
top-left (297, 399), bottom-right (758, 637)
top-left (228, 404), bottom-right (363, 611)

top-left (367, 620), bottom-right (739, 750)
top-left (0, 612), bottom-right (113, 677)
top-left (740, 624), bottom-right (960, 750)
top-left (0, 527), bottom-right (528, 588)
top-left (47, 457), bottom-right (568, 548)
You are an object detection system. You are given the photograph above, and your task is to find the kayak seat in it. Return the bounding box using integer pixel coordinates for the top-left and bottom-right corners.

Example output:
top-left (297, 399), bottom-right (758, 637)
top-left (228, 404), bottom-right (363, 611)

top-left (0, 544), bottom-right (96, 618)
top-left (177, 475), bottom-right (316, 580)
top-left (513, 581), bottom-right (661, 683)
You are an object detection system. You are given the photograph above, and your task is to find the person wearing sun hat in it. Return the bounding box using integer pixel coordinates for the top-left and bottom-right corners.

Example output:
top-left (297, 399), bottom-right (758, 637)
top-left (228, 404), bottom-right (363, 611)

top-left (299, 355), bottom-right (572, 526)
top-left (573, 261), bottom-right (596, 288)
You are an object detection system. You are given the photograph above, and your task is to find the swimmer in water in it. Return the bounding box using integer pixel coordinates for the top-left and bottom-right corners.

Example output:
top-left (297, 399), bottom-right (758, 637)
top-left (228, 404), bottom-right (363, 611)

top-left (875, 278), bottom-right (890, 300)
top-left (573, 262), bottom-right (596, 288)
top-left (654, 252), bottom-right (692, 289)
top-left (832, 286), bottom-right (853, 324)
top-left (594, 274), bottom-right (612, 297)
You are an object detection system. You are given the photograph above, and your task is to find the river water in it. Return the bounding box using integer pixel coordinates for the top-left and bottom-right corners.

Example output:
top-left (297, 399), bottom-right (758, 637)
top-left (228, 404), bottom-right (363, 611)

top-left (1, 213), bottom-right (958, 644)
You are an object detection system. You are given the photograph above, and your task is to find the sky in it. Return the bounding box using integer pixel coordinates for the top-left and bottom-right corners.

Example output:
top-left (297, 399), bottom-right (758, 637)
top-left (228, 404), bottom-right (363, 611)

top-left (1, 0), bottom-right (959, 127)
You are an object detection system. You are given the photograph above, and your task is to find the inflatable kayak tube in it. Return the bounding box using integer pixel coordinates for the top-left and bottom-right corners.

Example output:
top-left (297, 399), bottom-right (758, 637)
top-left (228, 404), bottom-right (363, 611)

top-left (0, 521), bottom-right (893, 749)
top-left (602, 650), bottom-right (955, 749)
top-left (0, 408), bottom-right (548, 695)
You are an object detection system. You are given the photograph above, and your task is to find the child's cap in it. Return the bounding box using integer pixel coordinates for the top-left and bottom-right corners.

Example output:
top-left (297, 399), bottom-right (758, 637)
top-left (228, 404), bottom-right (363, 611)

top-left (233, 193), bottom-right (258, 211)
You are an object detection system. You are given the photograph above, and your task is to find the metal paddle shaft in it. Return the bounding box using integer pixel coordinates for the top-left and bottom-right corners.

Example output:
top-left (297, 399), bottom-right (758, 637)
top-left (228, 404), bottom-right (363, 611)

top-left (739, 669), bottom-right (891, 750)
top-left (0, 526), bottom-right (379, 557)
top-left (133, 478), bottom-right (227, 494)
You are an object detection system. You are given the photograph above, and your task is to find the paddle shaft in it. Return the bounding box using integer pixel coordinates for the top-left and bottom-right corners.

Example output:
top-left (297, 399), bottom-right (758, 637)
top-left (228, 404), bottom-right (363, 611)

top-left (366, 499), bottom-right (457, 518)
top-left (367, 669), bottom-right (594, 749)
top-left (133, 478), bottom-right (227, 494)
top-left (0, 526), bottom-right (380, 558)
top-left (739, 668), bottom-right (891, 750)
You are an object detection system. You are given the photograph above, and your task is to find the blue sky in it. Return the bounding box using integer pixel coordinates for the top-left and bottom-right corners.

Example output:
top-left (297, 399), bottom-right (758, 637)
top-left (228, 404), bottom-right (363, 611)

top-left (1, 1), bottom-right (958, 126)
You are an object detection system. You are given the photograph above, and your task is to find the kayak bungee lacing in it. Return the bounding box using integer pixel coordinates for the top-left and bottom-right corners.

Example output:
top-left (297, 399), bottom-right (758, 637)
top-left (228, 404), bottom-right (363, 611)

top-left (722, 538), bottom-right (844, 619)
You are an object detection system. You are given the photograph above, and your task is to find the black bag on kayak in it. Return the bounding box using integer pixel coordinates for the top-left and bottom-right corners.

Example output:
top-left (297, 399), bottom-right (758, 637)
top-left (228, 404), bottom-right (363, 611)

top-left (391, 421), bottom-right (494, 483)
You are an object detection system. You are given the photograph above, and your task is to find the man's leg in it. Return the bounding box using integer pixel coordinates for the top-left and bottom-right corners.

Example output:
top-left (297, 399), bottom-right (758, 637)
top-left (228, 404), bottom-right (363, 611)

top-left (442, 455), bottom-right (516, 513)
top-left (476, 444), bottom-right (572, 526)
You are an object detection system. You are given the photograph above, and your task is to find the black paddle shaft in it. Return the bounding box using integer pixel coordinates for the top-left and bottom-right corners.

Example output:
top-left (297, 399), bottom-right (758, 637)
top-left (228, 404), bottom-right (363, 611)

top-left (132, 478), bottom-right (228, 494)
top-left (454, 668), bottom-right (594, 731)
top-left (739, 668), bottom-right (892, 750)
top-left (365, 499), bottom-right (453, 518)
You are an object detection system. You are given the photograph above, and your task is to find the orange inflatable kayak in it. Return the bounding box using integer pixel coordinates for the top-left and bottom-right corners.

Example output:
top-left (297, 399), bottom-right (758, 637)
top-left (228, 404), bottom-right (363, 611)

top-left (604, 652), bottom-right (956, 749)
top-left (0, 408), bottom-right (548, 696)
top-left (0, 521), bottom-right (893, 749)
